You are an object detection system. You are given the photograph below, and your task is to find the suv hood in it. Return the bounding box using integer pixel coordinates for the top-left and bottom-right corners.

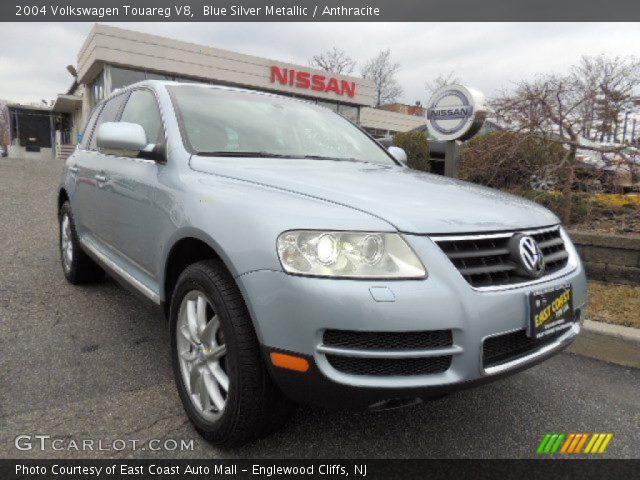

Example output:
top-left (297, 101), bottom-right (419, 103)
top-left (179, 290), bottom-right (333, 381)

top-left (190, 157), bottom-right (559, 234)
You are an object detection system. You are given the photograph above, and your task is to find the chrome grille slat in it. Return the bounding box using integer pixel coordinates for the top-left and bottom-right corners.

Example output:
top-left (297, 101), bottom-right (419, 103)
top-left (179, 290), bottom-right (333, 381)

top-left (434, 226), bottom-right (570, 288)
top-left (543, 250), bottom-right (569, 263)
top-left (447, 247), bottom-right (510, 259)
top-left (537, 237), bottom-right (564, 248)
top-left (458, 264), bottom-right (516, 276)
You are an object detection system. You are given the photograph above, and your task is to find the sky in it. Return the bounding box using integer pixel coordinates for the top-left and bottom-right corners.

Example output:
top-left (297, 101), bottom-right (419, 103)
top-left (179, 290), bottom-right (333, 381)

top-left (0, 22), bottom-right (638, 105)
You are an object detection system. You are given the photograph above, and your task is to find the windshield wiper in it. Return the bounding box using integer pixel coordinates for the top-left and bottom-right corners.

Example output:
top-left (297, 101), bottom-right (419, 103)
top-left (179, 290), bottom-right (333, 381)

top-left (196, 151), bottom-right (372, 164)
top-left (300, 155), bottom-right (369, 164)
top-left (195, 151), bottom-right (296, 158)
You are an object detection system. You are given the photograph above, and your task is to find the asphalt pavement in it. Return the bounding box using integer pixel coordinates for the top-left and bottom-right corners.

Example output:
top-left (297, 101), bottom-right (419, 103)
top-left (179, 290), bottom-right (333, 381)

top-left (0, 157), bottom-right (638, 459)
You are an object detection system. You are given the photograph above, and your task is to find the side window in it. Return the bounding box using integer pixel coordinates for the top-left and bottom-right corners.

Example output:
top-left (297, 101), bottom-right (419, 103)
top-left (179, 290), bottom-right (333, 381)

top-left (88, 94), bottom-right (126, 151)
top-left (79, 104), bottom-right (103, 150)
top-left (120, 89), bottom-right (163, 145)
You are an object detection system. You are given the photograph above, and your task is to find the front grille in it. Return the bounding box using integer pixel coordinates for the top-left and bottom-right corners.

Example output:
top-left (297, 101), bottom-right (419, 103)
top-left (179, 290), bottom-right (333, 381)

top-left (323, 329), bottom-right (453, 350)
top-left (434, 227), bottom-right (569, 288)
top-left (326, 355), bottom-right (452, 376)
top-left (482, 329), bottom-right (566, 369)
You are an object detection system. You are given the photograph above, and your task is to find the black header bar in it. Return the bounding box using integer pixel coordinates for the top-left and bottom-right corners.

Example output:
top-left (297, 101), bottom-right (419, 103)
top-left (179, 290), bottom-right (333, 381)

top-left (2, 459), bottom-right (639, 480)
top-left (3, 0), bottom-right (640, 22)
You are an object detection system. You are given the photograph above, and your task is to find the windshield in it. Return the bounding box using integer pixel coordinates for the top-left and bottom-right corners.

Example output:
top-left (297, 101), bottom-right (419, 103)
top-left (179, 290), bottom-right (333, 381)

top-left (168, 85), bottom-right (395, 165)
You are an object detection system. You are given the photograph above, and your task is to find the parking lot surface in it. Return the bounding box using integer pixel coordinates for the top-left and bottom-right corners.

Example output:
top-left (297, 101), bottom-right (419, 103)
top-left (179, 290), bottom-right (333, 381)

top-left (0, 158), bottom-right (638, 459)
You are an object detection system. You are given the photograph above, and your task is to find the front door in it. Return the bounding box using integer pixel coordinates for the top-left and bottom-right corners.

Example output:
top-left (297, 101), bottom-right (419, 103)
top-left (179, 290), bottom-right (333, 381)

top-left (98, 88), bottom-right (168, 278)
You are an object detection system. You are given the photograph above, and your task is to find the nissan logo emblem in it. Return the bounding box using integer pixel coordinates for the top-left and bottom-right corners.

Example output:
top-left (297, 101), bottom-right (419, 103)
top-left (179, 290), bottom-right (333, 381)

top-left (518, 236), bottom-right (545, 277)
top-left (425, 84), bottom-right (488, 141)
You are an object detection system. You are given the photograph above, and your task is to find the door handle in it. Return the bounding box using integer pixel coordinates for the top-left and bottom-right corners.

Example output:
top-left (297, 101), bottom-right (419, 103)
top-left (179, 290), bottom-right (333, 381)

top-left (94, 174), bottom-right (108, 183)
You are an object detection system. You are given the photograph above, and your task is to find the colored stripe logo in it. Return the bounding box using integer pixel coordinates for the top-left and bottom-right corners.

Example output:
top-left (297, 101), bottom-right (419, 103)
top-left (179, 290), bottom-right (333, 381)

top-left (537, 433), bottom-right (613, 454)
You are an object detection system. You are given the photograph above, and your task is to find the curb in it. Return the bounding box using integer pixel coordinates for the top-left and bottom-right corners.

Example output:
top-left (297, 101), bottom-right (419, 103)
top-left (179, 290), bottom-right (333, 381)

top-left (567, 319), bottom-right (640, 369)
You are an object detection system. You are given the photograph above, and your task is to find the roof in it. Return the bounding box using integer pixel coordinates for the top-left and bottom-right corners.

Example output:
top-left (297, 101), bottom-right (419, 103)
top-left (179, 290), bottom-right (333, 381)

top-left (7, 102), bottom-right (52, 112)
top-left (52, 94), bottom-right (82, 113)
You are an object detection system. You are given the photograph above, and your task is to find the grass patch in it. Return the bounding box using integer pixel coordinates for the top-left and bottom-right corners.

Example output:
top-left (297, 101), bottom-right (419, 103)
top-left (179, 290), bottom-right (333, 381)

top-left (586, 281), bottom-right (640, 329)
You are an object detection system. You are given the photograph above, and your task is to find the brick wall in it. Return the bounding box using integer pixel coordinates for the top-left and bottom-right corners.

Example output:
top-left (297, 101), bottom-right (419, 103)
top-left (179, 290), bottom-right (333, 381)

top-left (569, 231), bottom-right (640, 285)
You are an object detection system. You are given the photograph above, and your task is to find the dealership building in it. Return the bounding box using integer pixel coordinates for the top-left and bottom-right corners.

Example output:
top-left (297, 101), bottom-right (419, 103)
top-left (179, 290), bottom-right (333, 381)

top-left (7, 24), bottom-right (426, 160)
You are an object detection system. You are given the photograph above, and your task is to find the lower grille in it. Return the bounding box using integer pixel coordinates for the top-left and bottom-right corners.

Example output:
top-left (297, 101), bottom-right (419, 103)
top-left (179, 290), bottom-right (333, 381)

top-left (434, 227), bottom-right (570, 288)
top-left (326, 355), bottom-right (452, 376)
top-left (482, 328), bottom-right (567, 369)
top-left (323, 329), bottom-right (453, 350)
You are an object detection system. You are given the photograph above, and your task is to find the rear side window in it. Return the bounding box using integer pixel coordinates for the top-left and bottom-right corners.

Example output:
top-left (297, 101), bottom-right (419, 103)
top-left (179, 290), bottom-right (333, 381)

top-left (88, 94), bottom-right (126, 151)
top-left (80, 105), bottom-right (103, 150)
top-left (120, 89), bottom-right (163, 145)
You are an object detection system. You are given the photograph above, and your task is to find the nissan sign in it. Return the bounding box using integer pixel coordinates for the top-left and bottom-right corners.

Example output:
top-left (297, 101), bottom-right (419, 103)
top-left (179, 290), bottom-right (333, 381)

top-left (270, 66), bottom-right (356, 97)
top-left (427, 84), bottom-right (487, 141)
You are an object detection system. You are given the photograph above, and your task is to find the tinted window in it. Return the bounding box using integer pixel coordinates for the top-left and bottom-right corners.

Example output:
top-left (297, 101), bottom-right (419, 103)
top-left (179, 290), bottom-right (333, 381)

top-left (80, 104), bottom-right (103, 149)
top-left (120, 89), bottom-right (163, 145)
top-left (89, 94), bottom-right (126, 151)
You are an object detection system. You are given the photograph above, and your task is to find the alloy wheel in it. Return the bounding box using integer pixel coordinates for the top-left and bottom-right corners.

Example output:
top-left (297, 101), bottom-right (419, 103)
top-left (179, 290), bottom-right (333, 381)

top-left (176, 290), bottom-right (229, 421)
top-left (60, 214), bottom-right (73, 273)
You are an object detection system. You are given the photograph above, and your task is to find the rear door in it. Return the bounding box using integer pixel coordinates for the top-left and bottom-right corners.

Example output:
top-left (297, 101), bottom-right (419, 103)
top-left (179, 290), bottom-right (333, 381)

top-left (67, 103), bottom-right (101, 235)
top-left (78, 94), bottom-right (127, 244)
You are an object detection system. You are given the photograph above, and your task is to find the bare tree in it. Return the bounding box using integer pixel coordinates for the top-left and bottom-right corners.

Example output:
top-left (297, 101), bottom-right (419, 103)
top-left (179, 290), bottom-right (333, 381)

top-left (309, 47), bottom-right (356, 75)
top-left (361, 49), bottom-right (403, 106)
top-left (426, 71), bottom-right (460, 96)
top-left (492, 55), bottom-right (640, 223)
top-left (572, 54), bottom-right (640, 142)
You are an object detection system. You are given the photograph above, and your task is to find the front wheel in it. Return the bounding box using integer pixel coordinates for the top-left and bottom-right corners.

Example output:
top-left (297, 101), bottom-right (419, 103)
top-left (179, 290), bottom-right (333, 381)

top-left (170, 260), bottom-right (292, 447)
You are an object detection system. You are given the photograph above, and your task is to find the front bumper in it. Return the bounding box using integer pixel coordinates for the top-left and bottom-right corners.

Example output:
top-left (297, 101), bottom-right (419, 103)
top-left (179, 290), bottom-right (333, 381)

top-left (237, 233), bottom-right (587, 408)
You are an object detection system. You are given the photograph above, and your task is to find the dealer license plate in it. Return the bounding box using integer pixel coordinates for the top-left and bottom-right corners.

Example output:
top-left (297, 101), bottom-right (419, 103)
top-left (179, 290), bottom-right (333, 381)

top-left (528, 284), bottom-right (573, 340)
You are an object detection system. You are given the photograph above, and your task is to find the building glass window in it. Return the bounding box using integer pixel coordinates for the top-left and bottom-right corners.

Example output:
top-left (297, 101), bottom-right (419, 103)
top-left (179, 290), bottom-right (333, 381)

top-left (338, 104), bottom-right (359, 123)
top-left (146, 72), bottom-right (173, 81)
top-left (90, 72), bottom-right (105, 108)
top-left (174, 76), bottom-right (207, 84)
top-left (110, 66), bottom-right (146, 91)
top-left (316, 101), bottom-right (339, 113)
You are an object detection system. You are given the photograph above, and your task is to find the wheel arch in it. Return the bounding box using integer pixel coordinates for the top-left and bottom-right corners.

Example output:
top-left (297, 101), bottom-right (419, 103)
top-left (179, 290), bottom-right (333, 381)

top-left (57, 188), bottom-right (69, 216)
top-left (161, 229), bottom-right (240, 316)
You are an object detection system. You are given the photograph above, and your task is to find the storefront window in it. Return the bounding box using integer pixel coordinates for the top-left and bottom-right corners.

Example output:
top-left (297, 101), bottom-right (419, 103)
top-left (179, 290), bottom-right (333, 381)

top-left (110, 66), bottom-right (146, 91)
top-left (338, 104), bottom-right (359, 123)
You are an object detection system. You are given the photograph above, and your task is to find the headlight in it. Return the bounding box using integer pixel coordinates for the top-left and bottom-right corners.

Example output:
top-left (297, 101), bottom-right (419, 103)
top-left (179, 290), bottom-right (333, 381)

top-left (277, 230), bottom-right (426, 278)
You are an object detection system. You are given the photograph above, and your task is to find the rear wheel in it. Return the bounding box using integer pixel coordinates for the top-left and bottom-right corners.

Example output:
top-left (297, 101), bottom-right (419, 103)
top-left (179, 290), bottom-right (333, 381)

top-left (170, 260), bottom-right (292, 447)
top-left (59, 201), bottom-right (104, 284)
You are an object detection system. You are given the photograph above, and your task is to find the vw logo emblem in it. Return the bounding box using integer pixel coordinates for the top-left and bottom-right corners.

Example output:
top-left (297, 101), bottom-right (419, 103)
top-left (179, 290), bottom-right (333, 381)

top-left (518, 236), bottom-right (545, 277)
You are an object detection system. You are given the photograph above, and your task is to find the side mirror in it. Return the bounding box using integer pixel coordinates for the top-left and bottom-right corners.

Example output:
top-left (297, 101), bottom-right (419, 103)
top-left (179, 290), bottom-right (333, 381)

top-left (96, 122), bottom-right (147, 155)
top-left (388, 146), bottom-right (408, 165)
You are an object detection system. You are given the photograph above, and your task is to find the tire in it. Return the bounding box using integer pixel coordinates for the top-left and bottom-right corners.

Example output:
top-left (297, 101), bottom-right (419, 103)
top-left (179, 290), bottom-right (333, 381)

top-left (59, 201), bottom-right (104, 284)
top-left (170, 259), bottom-right (292, 447)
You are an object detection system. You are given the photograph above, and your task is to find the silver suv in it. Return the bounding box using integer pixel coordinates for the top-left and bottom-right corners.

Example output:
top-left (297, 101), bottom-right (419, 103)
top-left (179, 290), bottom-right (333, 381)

top-left (58, 81), bottom-right (587, 446)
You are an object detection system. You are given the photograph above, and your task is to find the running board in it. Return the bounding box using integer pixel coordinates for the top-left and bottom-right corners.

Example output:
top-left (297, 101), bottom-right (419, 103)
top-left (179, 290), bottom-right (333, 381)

top-left (80, 237), bottom-right (161, 304)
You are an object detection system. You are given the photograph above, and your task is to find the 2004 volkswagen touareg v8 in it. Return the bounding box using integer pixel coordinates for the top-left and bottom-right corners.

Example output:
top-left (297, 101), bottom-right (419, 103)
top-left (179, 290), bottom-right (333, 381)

top-left (58, 81), bottom-right (586, 446)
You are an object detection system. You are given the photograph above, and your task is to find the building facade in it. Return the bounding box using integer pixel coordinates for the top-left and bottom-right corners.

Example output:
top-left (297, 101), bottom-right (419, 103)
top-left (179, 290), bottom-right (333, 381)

top-left (6, 103), bottom-right (60, 160)
top-left (49, 24), bottom-right (426, 159)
